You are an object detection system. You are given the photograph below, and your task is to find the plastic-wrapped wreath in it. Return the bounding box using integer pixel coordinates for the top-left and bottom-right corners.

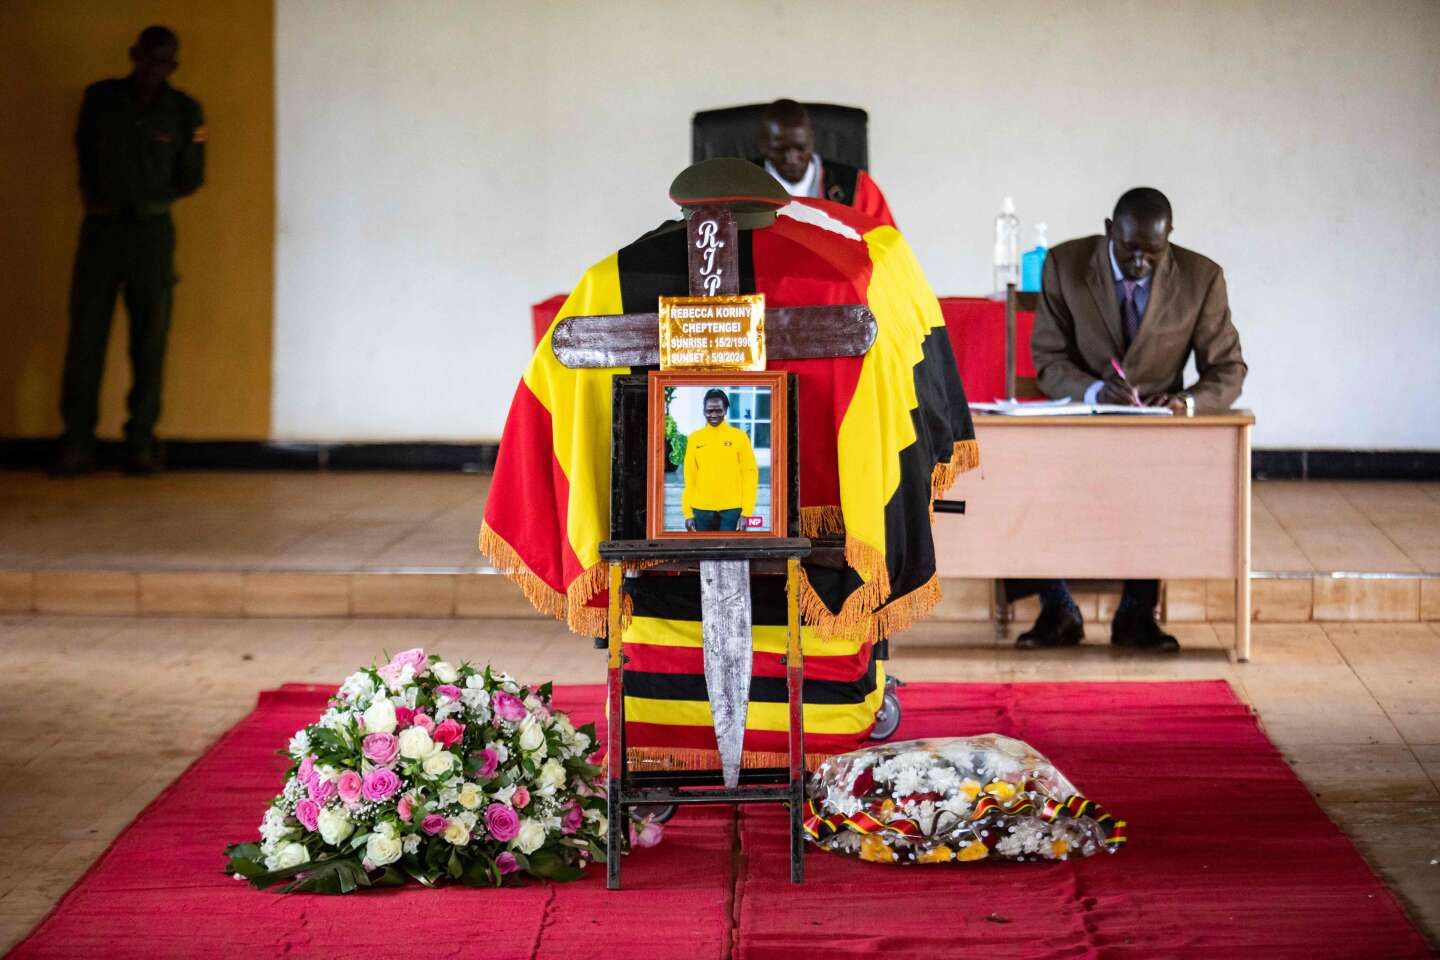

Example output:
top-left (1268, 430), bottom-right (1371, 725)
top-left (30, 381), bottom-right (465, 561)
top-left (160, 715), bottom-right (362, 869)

top-left (225, 648), bottom-right (651, 892)
top-left (804, 735), bottom-right (1125, 864)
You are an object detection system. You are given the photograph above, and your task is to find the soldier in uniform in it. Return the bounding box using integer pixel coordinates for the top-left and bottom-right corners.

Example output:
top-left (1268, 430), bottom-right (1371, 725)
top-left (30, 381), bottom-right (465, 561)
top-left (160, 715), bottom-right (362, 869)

top-left (53, 25), bottom-right (206, 475)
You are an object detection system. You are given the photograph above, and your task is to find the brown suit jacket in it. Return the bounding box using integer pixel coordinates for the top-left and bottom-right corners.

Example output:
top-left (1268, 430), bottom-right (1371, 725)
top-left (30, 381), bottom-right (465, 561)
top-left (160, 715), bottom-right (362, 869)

top-left (1030, 235), bottom-right (1246, 412)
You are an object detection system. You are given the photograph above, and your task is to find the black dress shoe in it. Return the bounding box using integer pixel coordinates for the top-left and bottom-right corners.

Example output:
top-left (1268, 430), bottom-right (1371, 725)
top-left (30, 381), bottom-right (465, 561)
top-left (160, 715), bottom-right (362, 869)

top-left (121, 446), bottom-right (163, 476)
top-left (1016, 604), bottom-right (1084, 649)
top-left (1111, 608), bottom-right (1180, 652)
top-left (49, 443), bottom-right (97, 477)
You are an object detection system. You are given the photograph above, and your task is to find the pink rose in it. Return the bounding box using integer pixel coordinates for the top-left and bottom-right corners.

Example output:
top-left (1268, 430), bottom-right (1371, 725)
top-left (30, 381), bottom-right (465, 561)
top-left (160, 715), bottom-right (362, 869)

top-left (475, 748), bottom-right (499, 778)
top-left (512, 786), bottom-right (530, 809)
top-left (297, 754), bottom-right (318, 785)
top-left (294, 798), bottom-right (320, 832)
top-left (307, 777), bottom-right (337, 803)
top-left (495, 852), bottom-right (519, 875)
top-left (389, 648), bottom-right (428, 675)
top-left (421, 814), bottom-right (448, 835)
top-left (484, 803), bottom-right (520, 842)
top-left (630, 818), bottom-right (663, 848)
top-left (336, 770), bottom-right (363, 805)
top-left (436, 684), bottom-right (462, 702)
top-left (433, 719), bottom-right (465, 748)
top-left (561, 802), bottom-right (583, 835)
top-left (362, 732), bottom-right (400, 765)
top-left (492, 691), bottom-right (526, 722)
top-left (361, 768), bottom-right (401, 803)
top-left (413, 713), bottom-right (435, 735)
top-left (394, 706), bottom-right (415, 729)
top-left (397, 794), bottom-right (414, 822)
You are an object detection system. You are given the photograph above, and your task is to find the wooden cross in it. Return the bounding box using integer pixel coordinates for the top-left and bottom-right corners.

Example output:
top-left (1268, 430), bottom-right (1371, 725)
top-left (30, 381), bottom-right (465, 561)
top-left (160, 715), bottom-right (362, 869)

top-left (551, 206), bottom-right (877, 368)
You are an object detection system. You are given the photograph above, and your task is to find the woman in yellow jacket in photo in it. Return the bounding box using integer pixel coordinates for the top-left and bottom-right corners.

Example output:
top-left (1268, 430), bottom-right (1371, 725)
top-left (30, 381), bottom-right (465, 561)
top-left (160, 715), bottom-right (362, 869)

top-left (681, 389), bottom-right (758, 532)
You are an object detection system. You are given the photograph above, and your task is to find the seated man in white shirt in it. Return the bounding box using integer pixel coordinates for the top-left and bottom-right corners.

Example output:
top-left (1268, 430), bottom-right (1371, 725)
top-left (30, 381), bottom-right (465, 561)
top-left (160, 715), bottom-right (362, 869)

top-left (756, 99), bottom-right (896, 227)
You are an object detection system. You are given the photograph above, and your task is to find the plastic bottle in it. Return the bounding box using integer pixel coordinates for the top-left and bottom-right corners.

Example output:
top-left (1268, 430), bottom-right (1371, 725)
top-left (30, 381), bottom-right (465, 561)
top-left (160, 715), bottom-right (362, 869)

top-left (1020, 222), bottom-right (1048, 293)
top-left (992, 196), bottom-right (1019, 297)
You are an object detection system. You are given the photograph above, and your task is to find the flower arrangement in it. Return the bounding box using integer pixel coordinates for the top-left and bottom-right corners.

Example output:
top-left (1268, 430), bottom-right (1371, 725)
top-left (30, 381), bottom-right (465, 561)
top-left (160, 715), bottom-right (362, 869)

top-left (225, 648), bottom-right (631, 893)
top-left (804, 735), bottom-right (1125, 865)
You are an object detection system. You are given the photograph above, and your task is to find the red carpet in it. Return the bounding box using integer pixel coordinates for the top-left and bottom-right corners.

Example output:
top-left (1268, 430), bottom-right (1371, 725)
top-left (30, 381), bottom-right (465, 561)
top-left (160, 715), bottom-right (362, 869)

top-left (8, 681), bottom-right (1432, 959)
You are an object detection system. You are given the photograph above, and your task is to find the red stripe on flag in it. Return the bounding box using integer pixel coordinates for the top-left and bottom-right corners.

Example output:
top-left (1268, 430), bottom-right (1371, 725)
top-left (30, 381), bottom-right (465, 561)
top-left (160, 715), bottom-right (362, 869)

top-left (624, 640), bottom-right (875, 683)
top-left (483, 380), bottom-right (584, 597)
top-left (754, 217), bottom-right (871, 510)
top-left (624, 721), bottom-right (872, 756)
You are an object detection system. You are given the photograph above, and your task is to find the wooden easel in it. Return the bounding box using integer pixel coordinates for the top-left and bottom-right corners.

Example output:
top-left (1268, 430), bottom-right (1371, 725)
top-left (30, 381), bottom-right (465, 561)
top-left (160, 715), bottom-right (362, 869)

top-left (551, 203), bottom-right (876, 889)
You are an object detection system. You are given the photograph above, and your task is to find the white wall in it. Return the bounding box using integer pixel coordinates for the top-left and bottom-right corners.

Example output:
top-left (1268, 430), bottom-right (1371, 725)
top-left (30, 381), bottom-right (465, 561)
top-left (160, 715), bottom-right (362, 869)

top-left (275, 0), bottom-right (1440, 448)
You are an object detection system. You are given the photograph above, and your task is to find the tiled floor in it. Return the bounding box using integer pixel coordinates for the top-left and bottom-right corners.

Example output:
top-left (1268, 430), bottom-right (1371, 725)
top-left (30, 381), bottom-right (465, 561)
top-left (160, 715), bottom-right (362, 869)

top-left (0, 472), bottom-right (494, 572)
top-left (2, 473), bottom-right (1438, 624)
top-left (1, 472), bottom-right (1438, 946)
top-left (2, 473), bottom-right (1438, 575)
top-left (0, 615), bottom-right (1435, 952)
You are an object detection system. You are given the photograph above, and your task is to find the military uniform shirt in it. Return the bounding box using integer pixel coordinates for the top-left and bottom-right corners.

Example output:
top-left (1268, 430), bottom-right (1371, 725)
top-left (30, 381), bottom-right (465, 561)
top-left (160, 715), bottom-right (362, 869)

top-left (76, 78), bottom-right (205, 212)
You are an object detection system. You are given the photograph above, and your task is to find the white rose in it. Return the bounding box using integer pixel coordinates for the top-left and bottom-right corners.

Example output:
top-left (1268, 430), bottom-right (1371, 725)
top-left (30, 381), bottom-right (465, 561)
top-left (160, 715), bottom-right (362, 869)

top-left (365, 832), bottom-right (403, 867)
top-left (287, 730), bottom-right (310, 760)
top-left (274, 842), bottom-right (310, 869)
top-left (511, 818), bottom-right (546, 855)
top-left (316, 807), bottom-right (353, 846)
top-left (537, 758), bottom-right (566, 791)
top-left (431, 661), bottom-right (460, 683)
top-left (362, 697), bottom-right (397, 735)
top-left (443, 820), bottom-right (471, 846)
top-left (457, 782), bottom-right (483, 810)
top-left (397, 726), bottom-right (436, 760)
top-left (518, 715), bottom-right (547, 755)
top-left (422, 751), bottom-right (455, 778)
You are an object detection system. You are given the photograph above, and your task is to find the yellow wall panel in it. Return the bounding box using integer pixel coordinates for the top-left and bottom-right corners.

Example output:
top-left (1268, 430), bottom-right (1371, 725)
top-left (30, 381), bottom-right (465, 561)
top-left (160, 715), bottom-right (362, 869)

top-left (0, 0), bottom-right (273, 439)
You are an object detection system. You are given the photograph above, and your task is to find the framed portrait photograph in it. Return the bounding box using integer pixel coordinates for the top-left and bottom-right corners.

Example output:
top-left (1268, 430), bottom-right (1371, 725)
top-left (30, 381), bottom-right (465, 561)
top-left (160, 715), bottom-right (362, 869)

top-left (646, 370), bottom-right (789, 540)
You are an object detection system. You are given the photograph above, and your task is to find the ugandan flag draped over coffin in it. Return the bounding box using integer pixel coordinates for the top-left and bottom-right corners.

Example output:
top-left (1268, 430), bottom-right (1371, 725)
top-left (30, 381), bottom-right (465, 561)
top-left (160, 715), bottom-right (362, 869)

top-left (480, 198), bottom-right (976, 760)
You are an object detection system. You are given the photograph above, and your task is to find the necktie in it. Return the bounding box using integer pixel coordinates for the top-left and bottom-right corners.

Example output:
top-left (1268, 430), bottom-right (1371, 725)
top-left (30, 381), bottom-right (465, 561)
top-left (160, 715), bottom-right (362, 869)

top-left (1120, 280), bottom-right (1141, 348)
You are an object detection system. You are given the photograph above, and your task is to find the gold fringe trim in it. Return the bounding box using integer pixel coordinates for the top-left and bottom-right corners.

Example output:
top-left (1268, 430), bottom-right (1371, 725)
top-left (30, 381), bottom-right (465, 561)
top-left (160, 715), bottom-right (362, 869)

top-left (478, 522), bottom-right (607, 638)
top-left (931, 438), bottom-right (981, 501)
top-left (874, 573), bottom-right (943, 641)
top-left (479, 522), bottom-right (567, 620)
top-left (626, 746), bottom-right (830, 773)
top-left (799, 505), bottom-right (846, 538)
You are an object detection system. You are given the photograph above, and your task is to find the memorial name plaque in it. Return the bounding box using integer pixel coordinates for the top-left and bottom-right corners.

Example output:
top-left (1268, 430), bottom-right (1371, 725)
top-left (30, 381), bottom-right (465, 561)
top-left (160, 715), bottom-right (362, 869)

top-left (658, 294), bottom-right (766, 371)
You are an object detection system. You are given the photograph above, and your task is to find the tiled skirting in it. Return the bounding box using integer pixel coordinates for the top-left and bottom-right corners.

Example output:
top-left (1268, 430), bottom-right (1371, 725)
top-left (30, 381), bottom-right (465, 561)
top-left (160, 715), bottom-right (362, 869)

top-left (2, 568), bottom-right (1435, 622)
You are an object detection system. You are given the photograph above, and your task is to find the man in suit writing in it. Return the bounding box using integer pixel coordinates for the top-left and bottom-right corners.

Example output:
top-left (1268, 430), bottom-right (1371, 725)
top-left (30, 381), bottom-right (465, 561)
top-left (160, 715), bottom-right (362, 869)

top-left (1010, 187), bottom-right (1247, 652)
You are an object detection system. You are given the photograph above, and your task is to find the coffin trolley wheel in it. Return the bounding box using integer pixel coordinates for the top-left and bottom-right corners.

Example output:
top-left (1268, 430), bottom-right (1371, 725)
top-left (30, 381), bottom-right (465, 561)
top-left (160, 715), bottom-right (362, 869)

top-left (869, 675), bottom-right (903, 741)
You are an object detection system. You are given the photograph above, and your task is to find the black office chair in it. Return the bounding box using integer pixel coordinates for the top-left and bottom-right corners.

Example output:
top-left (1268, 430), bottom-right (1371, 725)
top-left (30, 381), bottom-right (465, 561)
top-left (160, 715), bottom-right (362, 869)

top-left (691, 102), bottom-right (870, 170)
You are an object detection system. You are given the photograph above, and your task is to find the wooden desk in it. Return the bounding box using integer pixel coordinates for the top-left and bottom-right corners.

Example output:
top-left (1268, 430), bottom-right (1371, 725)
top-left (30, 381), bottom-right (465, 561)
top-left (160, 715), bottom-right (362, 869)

top-left (934, 412), bottom-right (1255, 661)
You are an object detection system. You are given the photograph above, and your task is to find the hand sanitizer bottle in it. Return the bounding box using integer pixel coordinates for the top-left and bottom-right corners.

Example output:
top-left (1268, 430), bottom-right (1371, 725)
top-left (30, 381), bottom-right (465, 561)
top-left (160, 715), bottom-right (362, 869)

top-left (1020, 222), bottom-right (1048, 293)
top-left (991, 196), bottom-right (1019, 298)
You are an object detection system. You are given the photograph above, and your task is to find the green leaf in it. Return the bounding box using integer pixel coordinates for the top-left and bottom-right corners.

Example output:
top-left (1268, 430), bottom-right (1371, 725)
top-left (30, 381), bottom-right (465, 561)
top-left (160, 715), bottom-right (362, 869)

top-left (461, 853), bottom-right (498, 888)
top-left (447, 851), bottom-right (463, 879)
top-left (224, 843), bottom-right (268, 878)
top-left (526, 848), bottom-right (584, 883)
top-left (236, 852), bottom-right (369, 894)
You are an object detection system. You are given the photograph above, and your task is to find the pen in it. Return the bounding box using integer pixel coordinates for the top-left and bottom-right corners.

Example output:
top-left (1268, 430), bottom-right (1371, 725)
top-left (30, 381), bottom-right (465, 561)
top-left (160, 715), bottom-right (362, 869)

top-left (1108, 356), bottom-right (1141, 406)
